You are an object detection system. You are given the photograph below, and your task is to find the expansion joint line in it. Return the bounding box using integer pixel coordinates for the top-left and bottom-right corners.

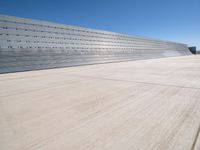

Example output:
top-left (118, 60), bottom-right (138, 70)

top-left (191, 123), bottom-right (200, 150)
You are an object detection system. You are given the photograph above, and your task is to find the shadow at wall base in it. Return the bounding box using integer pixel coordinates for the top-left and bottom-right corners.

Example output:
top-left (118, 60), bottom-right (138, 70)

top-left (188, 47), bottom-right (197, 54)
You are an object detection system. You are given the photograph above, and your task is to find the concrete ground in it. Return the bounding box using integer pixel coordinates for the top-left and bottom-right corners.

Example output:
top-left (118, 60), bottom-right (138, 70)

top-left (0, 55), bottom-right (200, 150)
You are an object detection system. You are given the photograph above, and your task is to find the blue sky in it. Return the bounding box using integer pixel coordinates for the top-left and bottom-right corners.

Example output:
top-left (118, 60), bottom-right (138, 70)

top-left (0, 0), bottom-right (199, 49)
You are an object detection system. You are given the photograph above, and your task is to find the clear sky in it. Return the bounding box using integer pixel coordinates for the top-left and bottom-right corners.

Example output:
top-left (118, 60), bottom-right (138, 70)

top-left (0, 0), bottom-right (199, 49)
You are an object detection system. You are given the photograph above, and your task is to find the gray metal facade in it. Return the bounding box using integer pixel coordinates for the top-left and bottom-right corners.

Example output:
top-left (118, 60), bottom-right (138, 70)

top-left (0, 14), bottom-right (192, 73)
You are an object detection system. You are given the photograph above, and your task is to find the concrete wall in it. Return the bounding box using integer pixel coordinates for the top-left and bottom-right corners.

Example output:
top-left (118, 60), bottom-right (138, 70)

top-left (0, 14), bottom-right (192, 73)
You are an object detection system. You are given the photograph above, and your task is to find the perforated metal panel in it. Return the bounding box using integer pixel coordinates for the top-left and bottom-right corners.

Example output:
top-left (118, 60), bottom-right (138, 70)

top-left (0, 14), bottom-right (192, 73)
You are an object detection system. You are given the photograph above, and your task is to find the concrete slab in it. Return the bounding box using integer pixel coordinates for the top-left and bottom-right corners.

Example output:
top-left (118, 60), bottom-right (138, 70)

top-left (0, 55), bottom-right (200, 150)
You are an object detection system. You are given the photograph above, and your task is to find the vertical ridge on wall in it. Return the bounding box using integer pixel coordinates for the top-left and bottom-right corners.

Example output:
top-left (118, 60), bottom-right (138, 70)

top-left (0, 14), bottom-right (192, 73)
